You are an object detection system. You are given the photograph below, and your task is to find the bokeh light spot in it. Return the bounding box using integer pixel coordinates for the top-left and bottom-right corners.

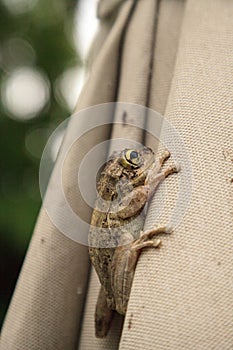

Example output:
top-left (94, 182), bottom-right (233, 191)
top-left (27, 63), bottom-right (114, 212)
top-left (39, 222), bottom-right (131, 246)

top-left (1, 66), bottom-right (50, 121)
top-left (1, 0), bottom-right (38, 15)
top-left (55, 66), bottom-right (85, 111)
top-left (74, 0), bottom-right (99, 61)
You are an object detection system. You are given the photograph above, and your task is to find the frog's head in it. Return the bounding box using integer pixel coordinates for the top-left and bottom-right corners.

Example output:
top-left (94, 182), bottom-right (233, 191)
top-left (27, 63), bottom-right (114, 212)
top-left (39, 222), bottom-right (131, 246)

top-left (97, 147), bottom-right (155, 200)
top-left (102, 147), bottom-right (154, 181)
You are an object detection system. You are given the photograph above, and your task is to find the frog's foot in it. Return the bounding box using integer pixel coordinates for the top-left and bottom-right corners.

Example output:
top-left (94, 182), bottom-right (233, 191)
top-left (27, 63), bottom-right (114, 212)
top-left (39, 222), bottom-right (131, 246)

top-left (131, 237), bottom-right (161, 251)
top-left (159, 150), bottom-right (181, 175)
top-left (145, 162), bottom-right (180, 189)
top-left (131, 226), bottom-right (172, 252)
top-left (163, 164), bottom-right (180, 178)
top-left (141, 225), bottom-right (173, 239)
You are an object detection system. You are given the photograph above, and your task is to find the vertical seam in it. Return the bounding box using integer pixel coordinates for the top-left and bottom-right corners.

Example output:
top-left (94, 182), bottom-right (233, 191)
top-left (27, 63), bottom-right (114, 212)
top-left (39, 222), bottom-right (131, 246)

top-left (163, 0), bottom-right (186, 116)
top-left (146, 0), bottom-right (161, 108)
top-left (114, 0), bottom-right (139, 101)
top-left (142, 0), bottom-right (161, 145)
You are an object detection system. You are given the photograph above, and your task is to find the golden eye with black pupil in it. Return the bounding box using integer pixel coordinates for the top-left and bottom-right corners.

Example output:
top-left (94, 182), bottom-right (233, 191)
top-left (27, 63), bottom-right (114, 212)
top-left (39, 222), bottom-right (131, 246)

top-left (123, 149), bottom-right (141, 168)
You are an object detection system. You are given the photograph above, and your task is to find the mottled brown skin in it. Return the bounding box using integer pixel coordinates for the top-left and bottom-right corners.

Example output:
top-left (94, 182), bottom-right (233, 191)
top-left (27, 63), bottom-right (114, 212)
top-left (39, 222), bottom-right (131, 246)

top-left (88, 147), bottom-right (179, 337)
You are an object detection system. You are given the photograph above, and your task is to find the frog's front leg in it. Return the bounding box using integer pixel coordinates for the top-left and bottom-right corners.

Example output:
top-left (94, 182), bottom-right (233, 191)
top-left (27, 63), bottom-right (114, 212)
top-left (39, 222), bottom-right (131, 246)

top-left (111, 226), bottom-right (171, 315)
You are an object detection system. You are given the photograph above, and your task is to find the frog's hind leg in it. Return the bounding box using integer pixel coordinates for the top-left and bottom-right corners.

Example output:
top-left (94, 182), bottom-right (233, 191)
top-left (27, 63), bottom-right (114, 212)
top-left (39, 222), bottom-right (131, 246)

top-left (112, 226), bottom-right (171, 315)
top-left (112, 238), bottom-right (160, 315)
top-left (95, 285), bottom-right (114, 338)
top-left (132, 225), bottom-right (172, 250)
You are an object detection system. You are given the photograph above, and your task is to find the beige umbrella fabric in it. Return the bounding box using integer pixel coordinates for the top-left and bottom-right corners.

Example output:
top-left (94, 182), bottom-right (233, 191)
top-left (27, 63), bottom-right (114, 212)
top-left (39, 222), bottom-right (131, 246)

top-left (1, 0), bottom-right (233, 349)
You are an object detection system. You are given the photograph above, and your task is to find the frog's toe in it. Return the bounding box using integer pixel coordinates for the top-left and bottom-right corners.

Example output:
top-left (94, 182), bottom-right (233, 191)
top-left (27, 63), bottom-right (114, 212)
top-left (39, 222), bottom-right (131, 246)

top-left (131, 238), bottom-right (161, 251)
top-left (175, 162), bottom-right (181, 173)
top-left (164, 225), bottom-right (173, 234)
top-left (140, 225), bottom-right (172, 239)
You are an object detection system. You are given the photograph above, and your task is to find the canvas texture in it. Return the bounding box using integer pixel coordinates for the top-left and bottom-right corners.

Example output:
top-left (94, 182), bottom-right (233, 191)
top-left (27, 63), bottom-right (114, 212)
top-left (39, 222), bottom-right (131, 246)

top-left (1, 0), bottom-right (233, 349)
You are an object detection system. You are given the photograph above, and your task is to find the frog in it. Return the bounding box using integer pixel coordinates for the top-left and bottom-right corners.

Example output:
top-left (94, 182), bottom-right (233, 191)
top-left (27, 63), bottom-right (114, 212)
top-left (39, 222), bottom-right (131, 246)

top-left (88, 146), bottom-right (179, 337)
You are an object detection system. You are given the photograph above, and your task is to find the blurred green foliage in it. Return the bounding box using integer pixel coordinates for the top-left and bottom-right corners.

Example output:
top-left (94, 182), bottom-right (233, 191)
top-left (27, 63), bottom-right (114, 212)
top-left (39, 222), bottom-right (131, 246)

top-left (0, 0), bottom-right (80, 328)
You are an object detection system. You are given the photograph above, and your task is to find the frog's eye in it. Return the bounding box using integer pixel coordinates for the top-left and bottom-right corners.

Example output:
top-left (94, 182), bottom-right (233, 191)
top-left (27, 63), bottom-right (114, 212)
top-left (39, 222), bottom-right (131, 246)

top-left (123, 149), bottom-right (141, 168)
